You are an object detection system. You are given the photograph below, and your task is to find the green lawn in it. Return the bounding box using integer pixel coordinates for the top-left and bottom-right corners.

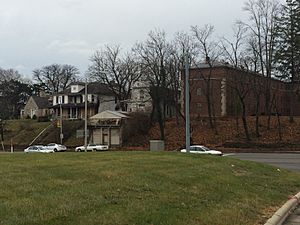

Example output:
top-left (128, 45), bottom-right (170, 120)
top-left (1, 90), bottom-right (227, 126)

top-left (0, 152), bottom-right (299, 225)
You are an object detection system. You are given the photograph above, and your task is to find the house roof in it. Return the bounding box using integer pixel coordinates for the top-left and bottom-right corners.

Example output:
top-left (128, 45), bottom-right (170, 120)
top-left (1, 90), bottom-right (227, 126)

top-left (56, 82), bottom-right (114, 96)
top-left (190, 62), bottom-right (230, 69)
top-left (90, 110), bottom-right (129, 119)
top-left (31, 96), bottom-right (49, 109)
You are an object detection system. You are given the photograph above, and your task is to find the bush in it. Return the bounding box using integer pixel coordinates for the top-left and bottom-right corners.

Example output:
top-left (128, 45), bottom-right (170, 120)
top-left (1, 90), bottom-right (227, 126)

top-left (37, 116), bottom-right (50, 122)
top-left (123, 112), bottom-right (151, 143)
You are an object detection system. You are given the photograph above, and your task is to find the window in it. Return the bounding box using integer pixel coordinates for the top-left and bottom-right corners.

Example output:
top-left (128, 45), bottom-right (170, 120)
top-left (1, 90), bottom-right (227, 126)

top-left (140, 90), bottom-right (145, 100)
top-left (196, 88), bottom-right (202, 96)
top-left (58, 96), bottom-right (64, 104)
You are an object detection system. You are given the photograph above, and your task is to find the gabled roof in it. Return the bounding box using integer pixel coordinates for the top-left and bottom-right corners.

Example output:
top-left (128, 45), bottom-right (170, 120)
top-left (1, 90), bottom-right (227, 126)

top-left (56, 82), bottom-right (114, 96)
top-left (90, 110), bottom-right (129, 119)
top-left (31, 96), bottom-right (49, 108)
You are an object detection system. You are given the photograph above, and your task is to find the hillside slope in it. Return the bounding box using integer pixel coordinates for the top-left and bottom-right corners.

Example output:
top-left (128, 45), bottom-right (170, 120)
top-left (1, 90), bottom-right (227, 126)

top-left (2, 119), bottom-right (84, 150)
top-left (125, 116), bottom-right (300, 151)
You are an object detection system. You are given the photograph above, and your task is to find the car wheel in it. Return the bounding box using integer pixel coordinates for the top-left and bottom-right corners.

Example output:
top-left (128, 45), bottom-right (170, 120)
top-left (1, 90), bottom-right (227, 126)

top-left (93, 149), bottom-right (97, 151)
top-left (54, 148), bottom-right (57, 152)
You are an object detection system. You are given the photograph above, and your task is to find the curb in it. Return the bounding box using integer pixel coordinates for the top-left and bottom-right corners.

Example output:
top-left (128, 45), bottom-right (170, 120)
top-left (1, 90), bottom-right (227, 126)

top-left (264, 192), bottom-right (300, 225)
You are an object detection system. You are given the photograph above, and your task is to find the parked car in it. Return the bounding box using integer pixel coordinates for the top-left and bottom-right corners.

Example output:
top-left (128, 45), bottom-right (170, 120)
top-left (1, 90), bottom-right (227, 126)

top-left (75, 144), bottom-right (109, 152)
top-left (24, 145), bottom-right (54, 153)
top-left (45, 143), bottom-right (67, 152)
top-left (180, 145), bottom-right (223, 156)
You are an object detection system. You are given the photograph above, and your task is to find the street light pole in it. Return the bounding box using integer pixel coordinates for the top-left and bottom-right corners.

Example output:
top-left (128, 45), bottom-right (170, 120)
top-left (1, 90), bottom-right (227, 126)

top-left (185, 53), bottom-right (190, 153)
top-left (0, 119), bottom-right (5, 151)
top-left (60, 103), bottom-right (63, 144)
top-left (84, 80), bottom-right (88, 152)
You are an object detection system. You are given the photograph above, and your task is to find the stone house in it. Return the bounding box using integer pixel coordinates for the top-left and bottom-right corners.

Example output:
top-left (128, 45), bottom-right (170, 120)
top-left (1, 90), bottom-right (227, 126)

top-left (21, 96), bottom-right (51, 119)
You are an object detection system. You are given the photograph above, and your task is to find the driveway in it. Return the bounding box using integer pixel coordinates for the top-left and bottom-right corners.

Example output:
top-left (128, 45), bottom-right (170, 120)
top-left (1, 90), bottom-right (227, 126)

top-left (228, 153), bottom-right (300, 172)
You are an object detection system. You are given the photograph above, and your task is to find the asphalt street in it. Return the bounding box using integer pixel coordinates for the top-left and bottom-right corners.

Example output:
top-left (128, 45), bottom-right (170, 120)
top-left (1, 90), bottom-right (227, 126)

top-left (229, 153), bottom-right (300, 172)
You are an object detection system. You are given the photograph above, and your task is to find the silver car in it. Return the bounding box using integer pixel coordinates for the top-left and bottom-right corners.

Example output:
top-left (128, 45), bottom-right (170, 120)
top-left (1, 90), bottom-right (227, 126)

top-left (24, 145), bottom-right (54, 153)
top-left (45, 143), bottom-right (67, 152)
top-left (180, 145), bottom-right (223, 156)
top-left (75, 144), bottom-right (109, 152)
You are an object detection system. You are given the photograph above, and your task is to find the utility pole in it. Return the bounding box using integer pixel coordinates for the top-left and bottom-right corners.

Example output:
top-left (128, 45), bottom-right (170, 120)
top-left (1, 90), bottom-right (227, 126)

top-left (185, 54), bottom-right (190, 153)
top-left (0, 119), bottom-right (5, 151)
top-left (84, 80), bottom-right (88, 152)
top-left (60, 103), bottom-right (63, 144)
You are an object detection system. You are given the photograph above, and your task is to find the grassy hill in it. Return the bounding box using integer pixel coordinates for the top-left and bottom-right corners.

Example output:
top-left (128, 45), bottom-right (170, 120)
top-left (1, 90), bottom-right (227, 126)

top-left (2, 119), bottom-right (84, 150)
top-left (0, 152), bottom-right (299, 225)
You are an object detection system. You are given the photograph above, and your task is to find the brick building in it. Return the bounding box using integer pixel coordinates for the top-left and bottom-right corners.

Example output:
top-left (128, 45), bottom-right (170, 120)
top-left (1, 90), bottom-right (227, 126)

top-left (182, 64), bottom-right (300, 117)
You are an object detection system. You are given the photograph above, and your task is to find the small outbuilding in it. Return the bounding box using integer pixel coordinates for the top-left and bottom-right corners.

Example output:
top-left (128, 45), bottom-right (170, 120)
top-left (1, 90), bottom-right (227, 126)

top-left (88, 110), bottom-right (130, 147)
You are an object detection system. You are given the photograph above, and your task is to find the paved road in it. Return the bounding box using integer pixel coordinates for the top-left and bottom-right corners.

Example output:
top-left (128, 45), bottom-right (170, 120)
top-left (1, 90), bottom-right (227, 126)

top-left (228, 153), bottom-right (300, 172)
top-left (284, 206), bottom-right (300, 225)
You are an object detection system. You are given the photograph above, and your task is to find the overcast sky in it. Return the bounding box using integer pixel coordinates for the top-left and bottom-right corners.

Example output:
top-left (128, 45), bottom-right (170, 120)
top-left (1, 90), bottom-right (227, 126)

top-left (0, 0), bottom-right (253, 79)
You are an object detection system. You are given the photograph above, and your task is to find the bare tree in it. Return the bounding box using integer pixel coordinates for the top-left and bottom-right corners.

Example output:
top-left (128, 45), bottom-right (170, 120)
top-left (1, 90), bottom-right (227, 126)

top-left (242, 0), bottom-right (281, 129)
top-left (88, 45), bottom-right (141, 111)
top-left (33, 64), bottom-right (79, 94)
top-left (220, 23), bottom-right (252, 137)
top-left (191, 24), bottom-right (221, 134)
top-left (0, 68), bottom-right (32, 119)
top-left (134, 29), bottom-right (174, 140)
top-left (171, 31), bottom-right (197, 123)
top-left (0, 68), bottom-right (21, 82)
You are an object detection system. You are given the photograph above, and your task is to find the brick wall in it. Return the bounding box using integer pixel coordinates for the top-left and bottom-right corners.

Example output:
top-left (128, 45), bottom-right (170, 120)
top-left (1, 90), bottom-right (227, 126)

top-left (182, 66), bottom-right (299, 117)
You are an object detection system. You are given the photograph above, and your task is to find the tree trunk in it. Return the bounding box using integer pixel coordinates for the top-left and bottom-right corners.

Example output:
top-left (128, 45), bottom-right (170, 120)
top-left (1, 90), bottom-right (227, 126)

top-left (157, 101), bottom-right (165, 140)
top-left (206, 80), bottom-right (215, 131)
top-left (266, 80), bottom-right (272, 130)
top-left (241, 100), bottom-right (251, 141)
top-left (255, 97), bottom-right (260, 138)
top-left (275, 105), bottom-right (282, 141)
top-left (289, 87), bottom-right (294, 123)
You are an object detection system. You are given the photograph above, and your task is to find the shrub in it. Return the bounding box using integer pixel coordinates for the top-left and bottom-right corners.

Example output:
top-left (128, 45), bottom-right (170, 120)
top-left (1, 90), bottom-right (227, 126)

top-left (37, 116), bottom-right (50, 122)
top-left (123, 112), bottom-right (151, 143)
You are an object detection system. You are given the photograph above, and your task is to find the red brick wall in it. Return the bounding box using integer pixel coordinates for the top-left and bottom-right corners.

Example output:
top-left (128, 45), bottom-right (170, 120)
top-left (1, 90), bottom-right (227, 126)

top-left (182, 66), bottom-right (299, 117)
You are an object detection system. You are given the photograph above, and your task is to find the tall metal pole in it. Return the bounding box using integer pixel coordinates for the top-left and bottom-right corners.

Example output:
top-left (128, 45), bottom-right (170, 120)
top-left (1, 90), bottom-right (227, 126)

top-left (60, 103), bottom-right (63, 144)
top-left (185, 54), bottom-right (190, 153)
top-left (0, 119), bottom-right (5, 151)
top-left (84, 80), bottom-right (88, 152)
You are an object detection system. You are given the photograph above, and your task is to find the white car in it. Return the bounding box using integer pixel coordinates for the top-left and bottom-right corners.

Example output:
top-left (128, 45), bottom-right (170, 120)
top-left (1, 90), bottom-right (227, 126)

top-left (75, 144), bottom-right (109, 152)
top-left (180, 145), bottom-right (223, 156)
top-left (45, 143), bottom-right (67, 152)
top-left (24, 145), bottom-right (54, 153)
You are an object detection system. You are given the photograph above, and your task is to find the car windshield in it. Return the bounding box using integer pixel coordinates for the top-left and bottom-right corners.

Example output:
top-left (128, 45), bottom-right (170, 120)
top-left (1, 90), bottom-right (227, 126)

top-left (201, 146), bottom-right (211, 151)
top-left (47, 143), bottom-right (55, 146)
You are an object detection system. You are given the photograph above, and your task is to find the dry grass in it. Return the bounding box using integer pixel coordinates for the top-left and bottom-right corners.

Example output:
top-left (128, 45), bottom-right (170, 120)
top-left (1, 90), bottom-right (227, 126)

top-left (0, 152), bottom-right (299, 225)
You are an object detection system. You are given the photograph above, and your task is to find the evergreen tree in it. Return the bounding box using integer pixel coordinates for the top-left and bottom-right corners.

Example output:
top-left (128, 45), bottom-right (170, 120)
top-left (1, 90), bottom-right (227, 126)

top-left (276, 0), bottom-right (300, 81)
top-left (275, 0), bottom-right (300, 122)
